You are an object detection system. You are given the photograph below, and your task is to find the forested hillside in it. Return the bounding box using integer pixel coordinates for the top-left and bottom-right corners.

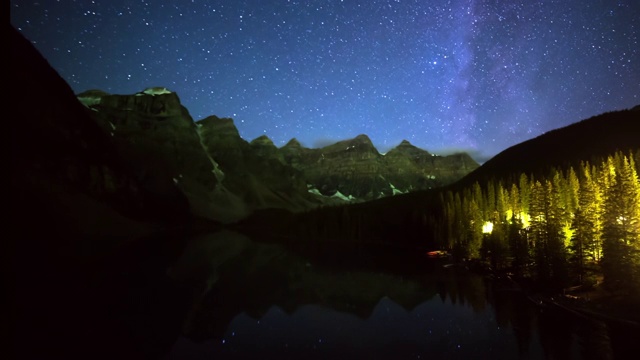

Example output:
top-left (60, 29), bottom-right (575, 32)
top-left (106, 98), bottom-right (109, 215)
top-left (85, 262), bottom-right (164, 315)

top-left (439, 150), bottom-right (640, 292)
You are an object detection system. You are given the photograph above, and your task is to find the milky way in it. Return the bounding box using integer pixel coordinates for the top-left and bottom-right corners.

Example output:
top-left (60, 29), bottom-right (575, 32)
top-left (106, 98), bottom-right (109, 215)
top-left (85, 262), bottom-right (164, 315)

top-left (11, 0), bottom-right (639, 161)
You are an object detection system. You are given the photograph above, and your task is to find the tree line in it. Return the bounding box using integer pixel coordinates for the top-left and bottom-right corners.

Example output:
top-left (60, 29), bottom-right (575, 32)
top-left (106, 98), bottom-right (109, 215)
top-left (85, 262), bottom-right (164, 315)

top-left (287, 149), bottom-right (639, 293)
top-left (439, 150), bottom-right (640, 292)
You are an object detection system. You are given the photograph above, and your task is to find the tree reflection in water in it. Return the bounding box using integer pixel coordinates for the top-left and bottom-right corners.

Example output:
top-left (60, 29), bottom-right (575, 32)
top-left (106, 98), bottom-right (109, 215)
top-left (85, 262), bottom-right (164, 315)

top-left (166, 231), bottom-right (638, 359)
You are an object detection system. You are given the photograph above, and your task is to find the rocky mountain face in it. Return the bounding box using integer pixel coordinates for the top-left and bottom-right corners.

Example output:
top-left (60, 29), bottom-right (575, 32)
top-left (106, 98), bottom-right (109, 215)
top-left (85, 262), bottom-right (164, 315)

top-left (10, 27), bottom-right (191, 242)
top-left (383, 140), bottom-right (479, 192)
top-left (250, 134), bottom-right (286, 162)
top-left (278, 135), bottom-right (479, 200)
top-left (197, 115), bottom-right (320, 212)
top-left (83, 90), bottom-right (480, 204)
top-left (77, 90), bottom-right (479, 214)
top-left (283, 134), bottom-right (389, 199)
top-left (78, 90), bottom-right (332, 222)
top-left (78, 88), bottom-right (251, 222)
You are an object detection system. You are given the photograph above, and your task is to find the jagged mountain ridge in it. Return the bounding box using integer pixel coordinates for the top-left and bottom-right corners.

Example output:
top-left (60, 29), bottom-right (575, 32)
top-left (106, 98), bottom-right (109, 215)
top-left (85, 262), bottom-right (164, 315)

top-left (279, 132), bottom-right (479, 199)
top-left (77, 88), bottom-right (251, 222)
top-left (79, 88), bottom-right (479, 207)
top-left (196, 115), bottom-right (321, 212)
top-left (205, 119), bottom-right (479, 199)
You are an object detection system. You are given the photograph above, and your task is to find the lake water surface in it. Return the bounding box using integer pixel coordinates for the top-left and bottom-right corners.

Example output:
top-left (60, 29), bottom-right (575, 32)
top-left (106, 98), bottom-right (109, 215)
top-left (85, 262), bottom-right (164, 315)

top-left (165, 231), bottom-right (638, 359)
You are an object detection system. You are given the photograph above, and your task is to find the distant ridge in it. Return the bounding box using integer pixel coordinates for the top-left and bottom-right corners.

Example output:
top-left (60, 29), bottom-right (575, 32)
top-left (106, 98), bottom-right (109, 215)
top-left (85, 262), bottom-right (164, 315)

top-left (454, 107), bottom-right (640, 188)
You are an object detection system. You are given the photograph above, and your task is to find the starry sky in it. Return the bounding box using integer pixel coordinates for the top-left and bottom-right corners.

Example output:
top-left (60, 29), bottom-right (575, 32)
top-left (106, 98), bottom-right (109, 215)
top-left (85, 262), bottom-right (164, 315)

top-left (10, 0), bottom-right (640, 162)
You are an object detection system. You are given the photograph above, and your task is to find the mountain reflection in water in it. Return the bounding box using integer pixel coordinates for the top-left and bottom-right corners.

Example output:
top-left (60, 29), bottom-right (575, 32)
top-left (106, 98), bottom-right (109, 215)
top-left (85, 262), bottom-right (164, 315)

top-left (166, 231), bottom-right (636, 359)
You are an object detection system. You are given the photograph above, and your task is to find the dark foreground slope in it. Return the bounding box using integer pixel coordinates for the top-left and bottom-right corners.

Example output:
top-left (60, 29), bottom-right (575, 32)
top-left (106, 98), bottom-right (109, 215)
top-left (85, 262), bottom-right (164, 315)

top-left (9, 26), bottom-right (201, 359)
top-left (9, 25), bottom-right (200, 248)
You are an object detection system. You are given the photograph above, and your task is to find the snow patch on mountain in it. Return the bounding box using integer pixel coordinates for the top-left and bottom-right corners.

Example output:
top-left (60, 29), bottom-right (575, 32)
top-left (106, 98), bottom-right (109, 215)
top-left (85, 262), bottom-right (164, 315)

top-left (332, 191), bottom-right (356, 201)
top-left (142, 87), bottom-right (173, 96)
top-left (77, 95), bottom-right (101, 107)
top-left (195, 125), bottom-right (225, 181)
top-left (307, 186), bottom-right (357, 202)
top-left (389, 183), bottom-right (404, 195)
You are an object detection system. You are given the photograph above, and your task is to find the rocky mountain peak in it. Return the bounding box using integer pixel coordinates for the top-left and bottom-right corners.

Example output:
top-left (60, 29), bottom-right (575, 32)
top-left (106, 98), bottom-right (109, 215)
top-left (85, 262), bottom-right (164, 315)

top-left (354, 134), bottom-right (373, 144)
top-left (198, 115), bottom-right (240, 137)
top-left (324, 134), bottom-right (378, 155)
top-left (250, 135), bottom-right (283, 162)
top-left (77, 89), bottom-right (110, 106)
top-left (250, 135), bottom-right (276, 147)
top-left (396, 139), bottom-right (421, 151)
top-left (283, 138), bottom-right (303, 149)
top-left (386, 139), bottom-right (431, 159)
top-left (348, 134), bottom-right (377, 150)
top-left (140, 87), bottom-right (173, 96)
top-left (78, 86), bottom-right (187, 123)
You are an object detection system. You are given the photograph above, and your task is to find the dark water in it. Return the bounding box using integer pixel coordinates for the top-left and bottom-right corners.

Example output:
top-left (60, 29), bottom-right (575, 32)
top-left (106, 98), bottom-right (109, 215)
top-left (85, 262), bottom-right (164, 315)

top-left (164, 231), bottom-right (638, 359)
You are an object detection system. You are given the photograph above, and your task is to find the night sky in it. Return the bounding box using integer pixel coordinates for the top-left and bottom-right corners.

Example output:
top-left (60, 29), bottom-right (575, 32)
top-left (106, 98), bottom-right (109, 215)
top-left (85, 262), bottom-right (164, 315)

top-left (11, 0), bottom-right (639, 162)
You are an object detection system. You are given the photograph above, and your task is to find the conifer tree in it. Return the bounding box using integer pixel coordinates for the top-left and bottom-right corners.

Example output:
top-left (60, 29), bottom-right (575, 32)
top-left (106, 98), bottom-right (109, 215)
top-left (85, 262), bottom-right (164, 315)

top-left (508, 214), bottom-right (529, 277)
top-left (579, 161), bottom-right (604, 262)
top-left (601, 153), bottom-right (640, 292)
top-left (530, 179), bottom-right (568, 287)
top-left (569, 207), bottom-right (590, 285)
top-left (530, 180), bottom-right (550, 281)
top-left (509, 183), bottom-right (521, 220)
top-left (489, 182), bottom-right (510, 269)
top-left (519, 173), bottom-right (531, 218)
top-left (466, 197), bottom-right (483, 259)
top-left (566, 167), bottom-right (580, 216)
top-left (450, 193), bottom-right (468, 260)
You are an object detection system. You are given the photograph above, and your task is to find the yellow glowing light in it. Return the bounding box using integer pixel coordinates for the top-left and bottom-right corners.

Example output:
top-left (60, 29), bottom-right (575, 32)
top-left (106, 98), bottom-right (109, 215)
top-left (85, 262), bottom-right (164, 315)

top-left (520, 212), bottom-right (531, 228)
top-left (506, 209), bottom-right (513, 220)
top-left (482, 221), bottom-right (494, 234)
top-left (562, 223), bottom-right (573, 247)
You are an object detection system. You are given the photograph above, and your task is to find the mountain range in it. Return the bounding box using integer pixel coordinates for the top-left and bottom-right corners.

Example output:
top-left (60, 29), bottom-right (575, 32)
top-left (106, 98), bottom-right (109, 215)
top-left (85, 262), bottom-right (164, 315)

top-left (75, 85), bottom-right (478, 222)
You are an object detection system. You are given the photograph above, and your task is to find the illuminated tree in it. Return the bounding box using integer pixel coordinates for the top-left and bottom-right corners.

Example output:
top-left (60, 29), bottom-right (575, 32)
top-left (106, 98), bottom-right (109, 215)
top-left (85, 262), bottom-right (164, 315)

top-left (506, 183), bottom-right (516, 218)
top-left (530, 180), bottom-right (549, 280)
top-left (441, 191), bottom-right (455, 251)
top-left (508, 214), bottom-right (529, 277)
top-left (435, 149), bottom-right (637, 292)
top-left (472, 182), bottom-right (484, 219)
top-left (465, 196), bottom-right (483, 259)
top-left (601, 153), bottom-right (640, 292)
top-left (487, 182), bottom-right (510, 270)
top-left (569, 207), bottom-right (590, 285)
top-left (580, 161), bottom-right (604, 263)
top-left (450, 192), bottom-right (468, 260)
top-left (486, 181), bottom-right (496, 218)
top-left (530, 179), bottom-right (568, 287)
top-left (566, 161), bottom-right (604, 286)
top-left (519, 173), bottom-right (531, 217)
top-left (566, 167), bottom-right (580, 216)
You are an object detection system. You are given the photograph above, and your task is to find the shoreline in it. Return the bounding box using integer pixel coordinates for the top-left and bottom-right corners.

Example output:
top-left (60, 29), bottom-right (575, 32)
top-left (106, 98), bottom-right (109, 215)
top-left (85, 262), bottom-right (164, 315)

top-left (462, 260), bottom-right (640, 328)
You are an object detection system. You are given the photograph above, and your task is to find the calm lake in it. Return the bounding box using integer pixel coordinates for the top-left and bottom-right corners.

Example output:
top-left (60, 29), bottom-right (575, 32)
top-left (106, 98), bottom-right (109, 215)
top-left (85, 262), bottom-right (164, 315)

top-left (164, 231), bottom-right (638, 359)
